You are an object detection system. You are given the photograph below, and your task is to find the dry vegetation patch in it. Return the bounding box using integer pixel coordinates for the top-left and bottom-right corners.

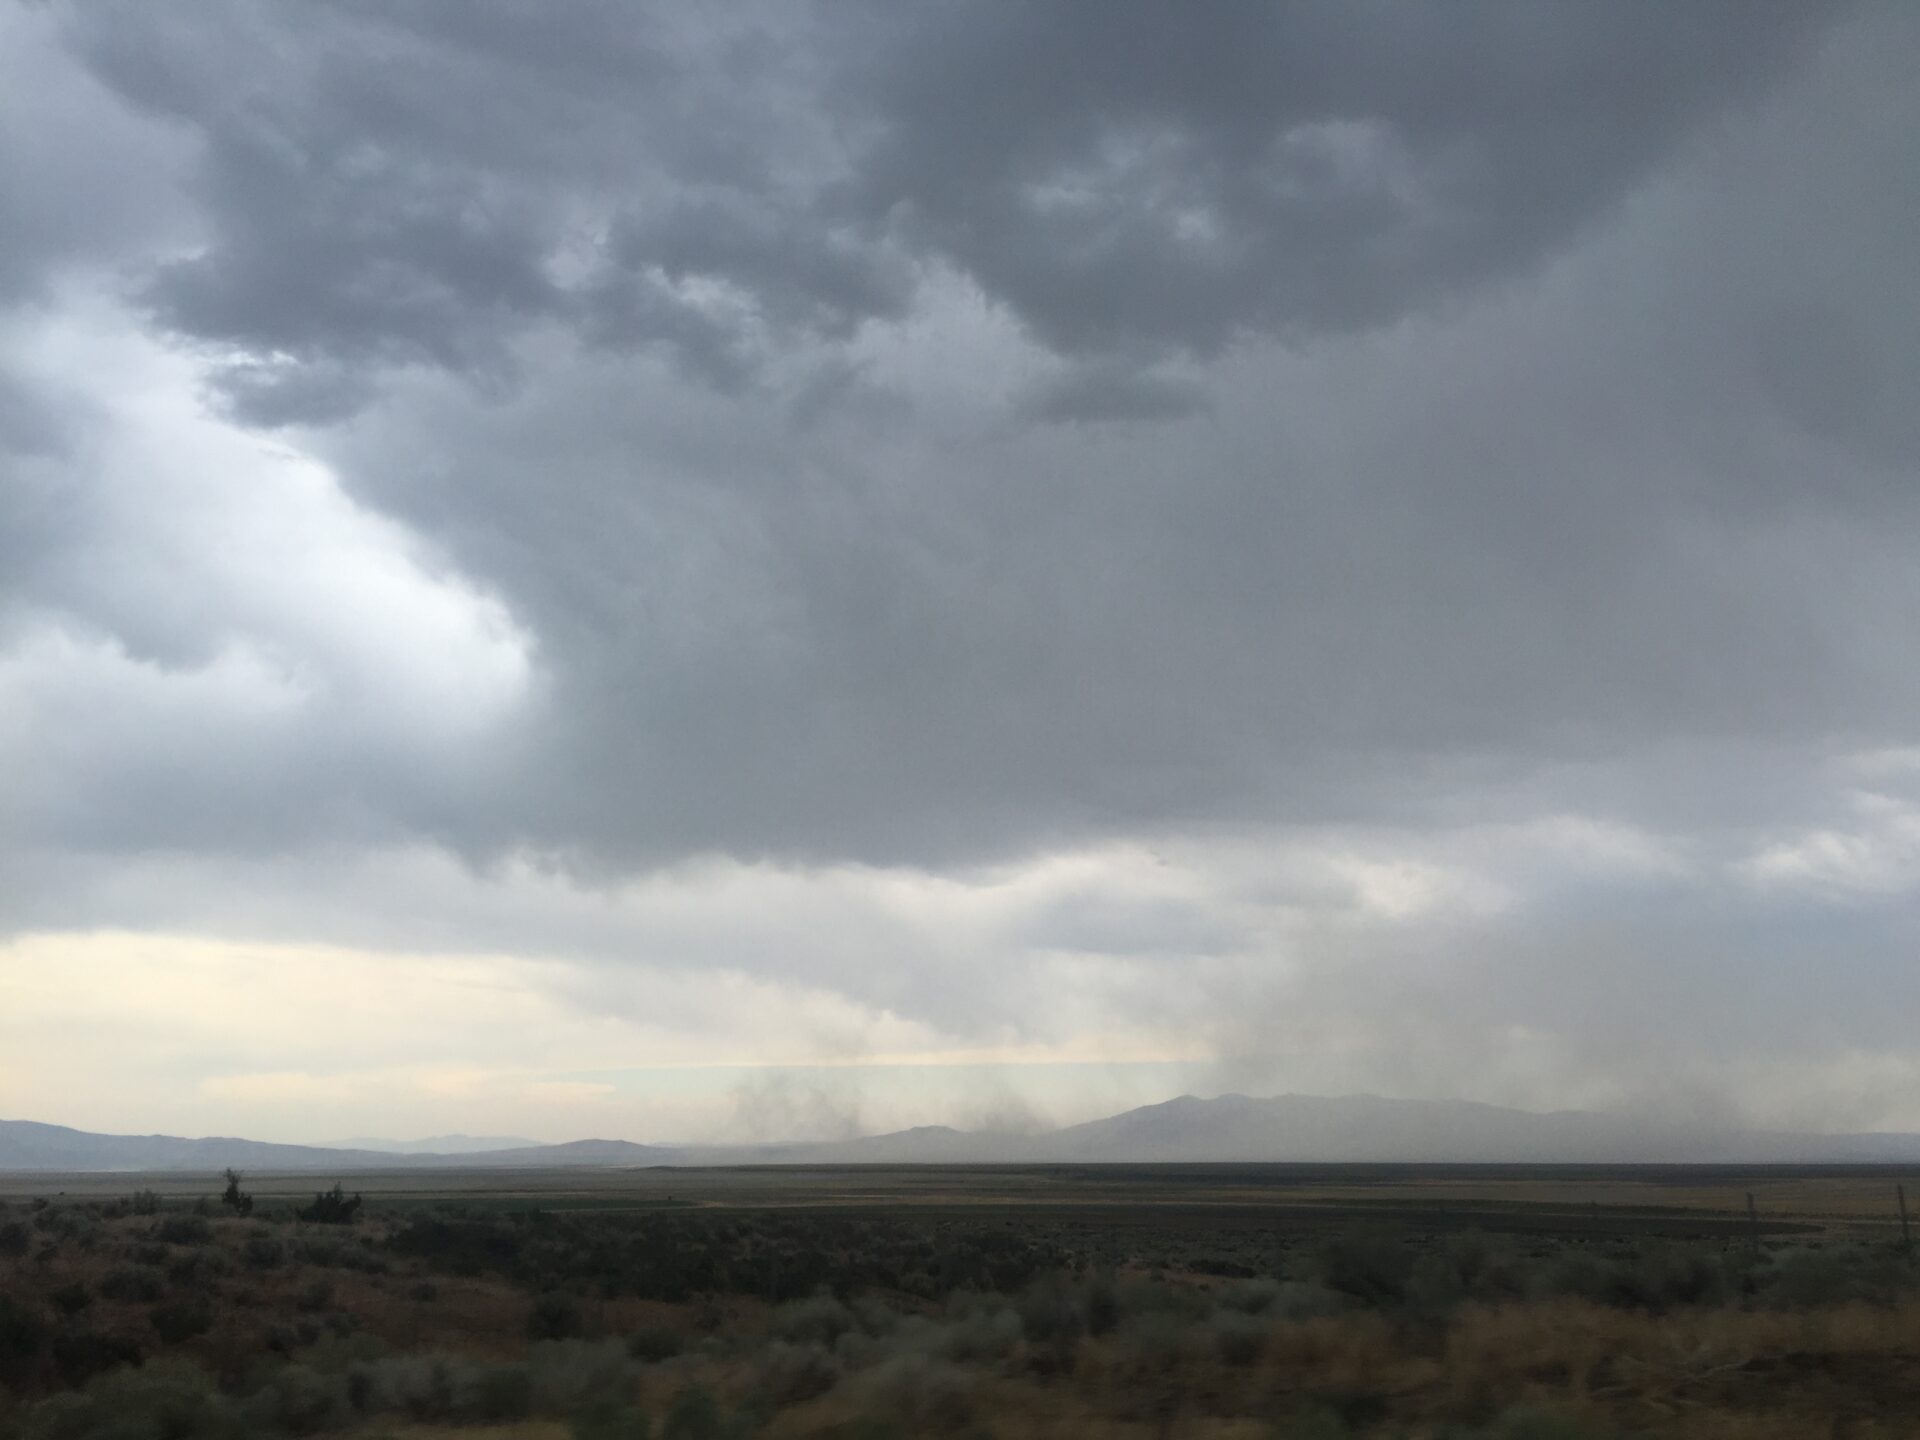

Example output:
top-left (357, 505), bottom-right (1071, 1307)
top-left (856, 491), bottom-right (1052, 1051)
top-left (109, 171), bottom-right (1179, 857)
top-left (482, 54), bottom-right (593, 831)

top-left (2, 1181), bottom-right (1918, 1440)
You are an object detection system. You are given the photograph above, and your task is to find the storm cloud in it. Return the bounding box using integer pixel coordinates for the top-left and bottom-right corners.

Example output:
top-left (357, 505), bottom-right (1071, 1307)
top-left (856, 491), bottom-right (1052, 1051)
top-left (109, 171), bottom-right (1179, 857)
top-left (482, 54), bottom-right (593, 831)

top-left (3, 1), bottom-right (1918, 1142)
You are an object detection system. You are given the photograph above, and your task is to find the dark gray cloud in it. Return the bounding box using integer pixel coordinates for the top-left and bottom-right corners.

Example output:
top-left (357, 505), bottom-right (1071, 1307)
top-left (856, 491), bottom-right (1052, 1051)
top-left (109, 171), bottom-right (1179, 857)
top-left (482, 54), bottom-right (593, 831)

top-left (11, 0), bottom-right (1909, 871)
top-left (50, 0), bottom-right (890, 419)
top-left (1020, 361), bottom-right (1210, 424)
top-left (42, 0), bottom-right (1848, 421)
top-left (835, 0), bottom-right (1841, 357)
top-left (5, 0), bottom-right (1909, 866)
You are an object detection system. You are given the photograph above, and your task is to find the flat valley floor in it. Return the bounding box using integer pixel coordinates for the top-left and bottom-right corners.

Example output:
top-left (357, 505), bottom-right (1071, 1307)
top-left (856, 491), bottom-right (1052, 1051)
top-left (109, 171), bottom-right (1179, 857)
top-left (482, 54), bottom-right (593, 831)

top-left (8, 1162), bottom-right (1914, 1239)
top-left (6, 1164), bottom-right (1920, 1438)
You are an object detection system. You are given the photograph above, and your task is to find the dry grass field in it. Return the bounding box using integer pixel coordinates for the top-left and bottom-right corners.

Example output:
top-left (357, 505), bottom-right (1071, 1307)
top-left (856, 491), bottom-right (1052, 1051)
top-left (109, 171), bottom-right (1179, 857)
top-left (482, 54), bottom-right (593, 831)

top-left (9, 1161), bottom-right (1910, 1230)
top-left (3, 1165), bottom-right (1918, 1438)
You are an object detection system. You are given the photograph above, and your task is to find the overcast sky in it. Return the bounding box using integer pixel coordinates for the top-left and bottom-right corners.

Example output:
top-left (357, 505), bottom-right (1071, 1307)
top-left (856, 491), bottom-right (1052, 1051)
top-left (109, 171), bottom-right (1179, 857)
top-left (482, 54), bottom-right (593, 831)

top-left (3, 1), bottom-right (1918, 1145)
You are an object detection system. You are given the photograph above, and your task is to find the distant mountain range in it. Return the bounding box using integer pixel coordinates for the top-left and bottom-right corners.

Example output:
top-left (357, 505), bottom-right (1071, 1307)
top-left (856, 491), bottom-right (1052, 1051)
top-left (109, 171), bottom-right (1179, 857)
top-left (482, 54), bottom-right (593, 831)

top-left (0, 1121), bottom-right (672, 1173)
top-left (7, 1094), bottom-right (1920, 1172)
top-left (327, 1135), bottom-right (542, 1155)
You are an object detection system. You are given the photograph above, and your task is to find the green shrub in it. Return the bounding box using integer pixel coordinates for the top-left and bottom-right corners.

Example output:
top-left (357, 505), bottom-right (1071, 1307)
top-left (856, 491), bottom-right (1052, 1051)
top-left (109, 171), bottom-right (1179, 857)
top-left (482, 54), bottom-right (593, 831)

top-left (526, 1339), bottom-right (632, 1413)
top-left (357, 1350), bottom-right (567, 1423)
top-left (97, 1268), bottom-right (165, 1303)
top-left (1538, 1243), bottom-right (1735, 1314)
top-left (573, 1397), bottom-right (652, 1440)
top-left (148, 1300), bottom-right (213, 1345)
top-left (1212, 1309), bottom-right (1267, 1366)
top-left (1618, 1245), bottom-right (1732, 1312)
top-left (22, 1362), bottom-right (232, 1440)
top-left (220, 1170), bottom-right (253, 1218)
top-left (752, 1340), bottom-right (839, 1405)
top-left (850, 1355), bottom-right (975, 1433)
top-left (1016, 1274), bottom-right (1083, 1373)
top-left (1304, 1386), bottom-right (1389, 1431)
top-left (1267, 1280), bottom-right (1347, 1321)
top-left (0, 1296), bottom-right (49, 1388)
top-left (294, 1185), bottom-right (361, 1226)
top-left (1440, 1405), bottom-right (1644, 1439)
top-left (1274, 1407), bottom-right (1355, 1440)
top-left (1219, 1277), bottom-right (1283, 1314)
top-left (1083, 1271), bottom-right (1119, 1335)
top-left (50, 1331), bottom-right (143, 1388)
top-left (528, 1293), bottom-right (584, 1341)
top-left (1308, 1231), bottom-right (1415, 1307)
top-left (297, 1280), bottom-right (333, 1314)
top-left (472, 1363), bottom-right (535, 1422)
top-left (48, 1286), bottom-right (90, 1322)
top-left (1114, 1274), bottom-right (1208, 1321)
top-left (238, 1363), bottom-right (347, 1436)
top-left (659, 1384), bottom-right (723, 1440)
top-left (769, 1293), bottom-right (854, 1347)
top-left (1111, 1311), bottom-right (1191, 1378)
top-left (1759, 1243), bottom-right (1912, 1310)
top-left (295, 1237), bottom-right (343, 1268)
top-left (360, 1352), bottom-right (474, 1419)
top-left (931, 1305), bottom-right (1022, 1364)
top-left (153, 1216), bottom-right (210, 1247)
top-left (625, 1326), bottom-right (683, 1362)
top-left (165, 1249), bottom-right (227, 1288)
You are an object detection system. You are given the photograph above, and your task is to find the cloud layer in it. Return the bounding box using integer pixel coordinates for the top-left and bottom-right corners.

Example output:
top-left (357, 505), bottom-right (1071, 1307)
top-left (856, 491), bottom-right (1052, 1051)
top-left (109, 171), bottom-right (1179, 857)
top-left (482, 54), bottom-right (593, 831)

top-left (3, 1), bottom-right (1918, 1139)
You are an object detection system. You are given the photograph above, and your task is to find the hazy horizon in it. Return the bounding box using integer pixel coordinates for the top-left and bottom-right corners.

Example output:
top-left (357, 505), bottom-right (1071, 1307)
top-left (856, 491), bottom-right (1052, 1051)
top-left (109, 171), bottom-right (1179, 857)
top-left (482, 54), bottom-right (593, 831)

top-left (15, 1079), bottom-right (1920, 1158)
top-left (4, 3), bottom-right (1918, 1146)
top-left (16, 1083), bottom-right (1920, 1167)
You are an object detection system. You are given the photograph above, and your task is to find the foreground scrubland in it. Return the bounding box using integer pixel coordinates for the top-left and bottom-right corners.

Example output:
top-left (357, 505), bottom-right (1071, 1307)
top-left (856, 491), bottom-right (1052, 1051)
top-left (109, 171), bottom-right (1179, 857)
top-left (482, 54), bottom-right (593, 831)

top-left (1, 1184), bottom-right (1917, 1439)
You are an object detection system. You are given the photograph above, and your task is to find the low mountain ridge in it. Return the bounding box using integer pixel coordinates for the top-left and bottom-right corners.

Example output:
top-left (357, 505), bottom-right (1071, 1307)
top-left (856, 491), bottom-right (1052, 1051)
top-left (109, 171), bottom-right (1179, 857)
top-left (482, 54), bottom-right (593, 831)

top-left (328, 1134), bottom-right (542, 1155)
top-left (0, 1120), bottom-right (414, 1173)
top-left (7, 1095), bottom-right (1920, 1172)
top-left (0, 1120), bottom-right (679, 1173)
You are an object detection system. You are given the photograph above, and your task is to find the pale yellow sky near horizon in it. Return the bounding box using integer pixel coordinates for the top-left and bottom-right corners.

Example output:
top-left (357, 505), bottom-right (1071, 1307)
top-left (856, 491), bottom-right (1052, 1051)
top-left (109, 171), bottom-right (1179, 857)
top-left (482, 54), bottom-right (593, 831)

top-left (9, 924), bottom-right (1920, 1146)
top-left (0, 929), bottom-right (1219, 1144)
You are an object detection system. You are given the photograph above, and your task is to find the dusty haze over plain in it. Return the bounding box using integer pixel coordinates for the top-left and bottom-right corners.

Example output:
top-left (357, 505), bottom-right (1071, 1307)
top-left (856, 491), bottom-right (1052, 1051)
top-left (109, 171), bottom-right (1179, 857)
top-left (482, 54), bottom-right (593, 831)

top-left (2, 1), bottom-right (1918, 1147)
